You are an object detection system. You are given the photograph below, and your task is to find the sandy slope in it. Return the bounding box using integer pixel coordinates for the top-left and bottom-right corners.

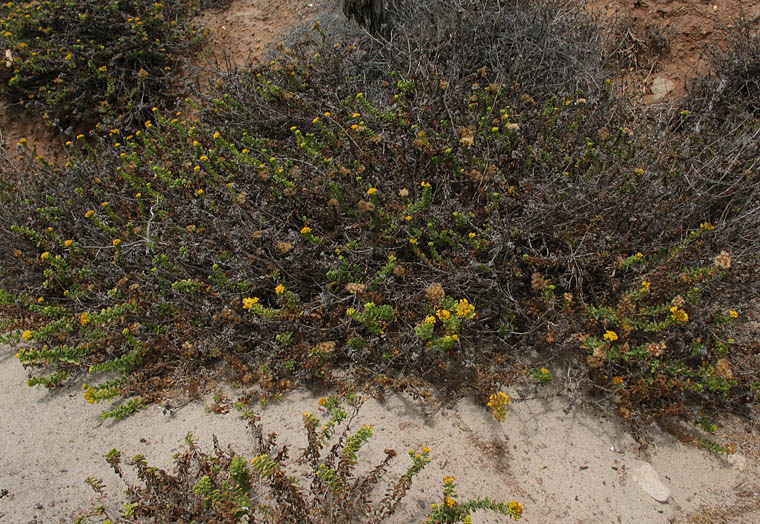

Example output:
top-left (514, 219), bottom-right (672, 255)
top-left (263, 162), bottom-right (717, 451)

top-left (1, 341), bottom-right (758, 524)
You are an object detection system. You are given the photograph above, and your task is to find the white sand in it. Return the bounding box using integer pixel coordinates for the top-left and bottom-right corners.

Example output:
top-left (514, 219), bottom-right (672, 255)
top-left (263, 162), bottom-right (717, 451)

top-left (2, 342), bottom-right (758, 523)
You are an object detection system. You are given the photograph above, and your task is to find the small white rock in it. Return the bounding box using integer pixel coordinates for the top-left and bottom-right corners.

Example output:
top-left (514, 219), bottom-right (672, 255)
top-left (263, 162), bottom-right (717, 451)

top-left (727, 453), bottom-right (747, 472)
top-left (633, 462), bottom-right (671, 503)
top-left (650, 77), bottom-right (676, 101)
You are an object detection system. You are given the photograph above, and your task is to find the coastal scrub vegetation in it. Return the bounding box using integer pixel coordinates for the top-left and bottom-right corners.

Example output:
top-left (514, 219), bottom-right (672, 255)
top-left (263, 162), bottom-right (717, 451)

top-left (1, 3), bottom-right (759, 515)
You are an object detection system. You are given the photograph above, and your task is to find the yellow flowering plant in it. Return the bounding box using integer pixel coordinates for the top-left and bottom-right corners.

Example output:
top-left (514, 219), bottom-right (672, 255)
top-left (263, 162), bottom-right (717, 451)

top-left (0, 0), bottom-right (212, 131)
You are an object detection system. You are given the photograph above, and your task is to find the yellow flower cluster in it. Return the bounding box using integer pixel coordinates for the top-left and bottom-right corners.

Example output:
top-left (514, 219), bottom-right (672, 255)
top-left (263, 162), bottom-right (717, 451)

top-left (300, 226), bottom-right (312, 234)
top-left (455, 298), bottom-right (475, 318)
top-left (603, 330), bottom-right (618, 342)
top-left (487, 391), bottom-right (511, 422)
top-left (275, 284), bottom-right (285, 295)
top-left (83, 387), bottom-right (96, 404)
top-left (21, 330), bottom-right (33, 341)
top-left (508, 500), bottom-right (523, 519)
top-left (242, 297), bottom-right (259, 310)
top-left (729, 310), bottom-right (739, 319)
top-left (670, 306), bottom-right (688, 323)
top-left (641, 280), bottom-right (650, 291)
top-left (80, 311), bottom-right (91, 326)
top-left (436, 309), bottom-right (450, 320)
top-left (424, 315), bottom-right (436, 325)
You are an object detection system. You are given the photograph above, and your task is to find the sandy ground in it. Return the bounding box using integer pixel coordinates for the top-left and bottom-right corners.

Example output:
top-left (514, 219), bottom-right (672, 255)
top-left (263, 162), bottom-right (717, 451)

top-left (2, 340), bottom-right (759, 524)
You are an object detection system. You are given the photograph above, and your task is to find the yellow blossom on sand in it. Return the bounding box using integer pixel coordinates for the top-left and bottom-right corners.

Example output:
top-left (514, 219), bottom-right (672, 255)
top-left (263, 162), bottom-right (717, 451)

top-left (421, 446), bottom-right (430, 454)
top-left (242, 297), bottom-right (259, 309)
top-left (367, 187), bottom-right (377, 195)
top-left (487, 392), bottom-right (511, 422)
top-left (443, 476), bottom-right (455, 485)
top-left (83, 387), bottom-right (96, 404)
top-left (445, 496), bottom-right (456, 507)
top-left (508, 501), bottom-right (523, 519)
top-left (21, 330), bottom-right (33, 341)
top-left (318, 397), bottom-right (327, 406)
top-left (729, 310), bottom-right (739, 319)
top-left (275, 284), bottom-right (285, 295)
top-left (300, 226), bottom-right (312, 234)
top-left (603, 330), bottom-right (618, 342)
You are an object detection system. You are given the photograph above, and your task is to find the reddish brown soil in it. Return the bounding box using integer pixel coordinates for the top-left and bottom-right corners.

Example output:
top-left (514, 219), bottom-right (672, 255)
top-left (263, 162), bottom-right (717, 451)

top-left (586, 0), bottom-right (760, 103)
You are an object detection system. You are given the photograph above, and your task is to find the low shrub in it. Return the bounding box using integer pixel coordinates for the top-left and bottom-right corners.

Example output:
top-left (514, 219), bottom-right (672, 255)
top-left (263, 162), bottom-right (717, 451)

top-left (0, 0), bottom-right (226, 131)
top-left (77, 395), bottom-right (523, 523)
top-left (1, 0), bottom-right (758, 436)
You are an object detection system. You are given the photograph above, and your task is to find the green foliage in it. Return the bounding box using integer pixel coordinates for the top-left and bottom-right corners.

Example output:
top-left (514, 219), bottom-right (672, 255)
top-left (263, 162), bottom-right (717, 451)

top-left (81, 395), bottom-right (519, 523)
top-left (1, 0), bottom-right (759, 435)
top-left (0, 0), bottom-right (220, 130)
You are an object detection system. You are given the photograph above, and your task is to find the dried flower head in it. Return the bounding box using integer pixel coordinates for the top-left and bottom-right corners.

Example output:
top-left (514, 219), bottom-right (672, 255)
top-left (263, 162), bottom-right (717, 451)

top-left (714, 250), bottom-right (731, 270)
top-left (344, 282), bottom-right (366, 294)
top-left (276, 241), bottom-right (293, 254)
top-left (715, 358), bottom-right (734, 379)
top-left (357, 199), bottom-right (375, 212)
top-left (645, 341), bottom-right (667, 357)
top-left (425, 283), bottom-right (445, 304)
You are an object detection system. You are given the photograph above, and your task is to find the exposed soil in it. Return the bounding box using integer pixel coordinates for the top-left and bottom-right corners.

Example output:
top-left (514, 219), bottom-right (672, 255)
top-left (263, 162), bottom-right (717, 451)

top-left (586, 0), bottom-right (760, 103)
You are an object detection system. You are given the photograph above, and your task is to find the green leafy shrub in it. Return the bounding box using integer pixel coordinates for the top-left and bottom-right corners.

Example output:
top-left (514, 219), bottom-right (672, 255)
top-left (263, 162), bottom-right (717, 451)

top-left (77, 396), bottom-right (522, 523)
top-left (0, 0), bottom-right (224, 130)
top-left (1, 0), bottom-right (758, 435)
